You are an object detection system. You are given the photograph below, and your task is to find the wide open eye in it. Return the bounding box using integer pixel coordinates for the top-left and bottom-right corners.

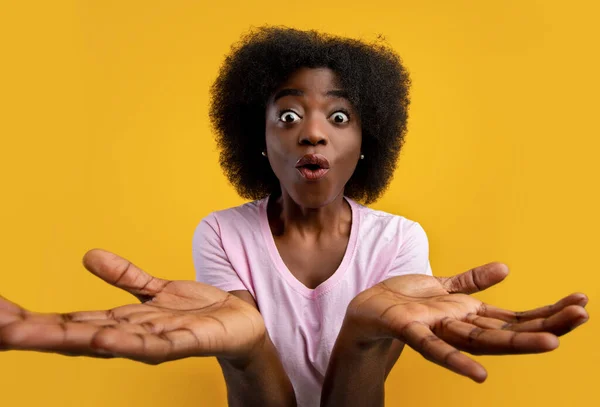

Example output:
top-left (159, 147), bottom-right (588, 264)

top-left (279, 110), bottom-right (301, 123)
top-left (330, 111), bottom-right (349, 124)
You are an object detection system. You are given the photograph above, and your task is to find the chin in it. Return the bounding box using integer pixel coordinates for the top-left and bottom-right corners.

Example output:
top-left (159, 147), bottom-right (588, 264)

top-left (287, 185), bottom-right (343, 209)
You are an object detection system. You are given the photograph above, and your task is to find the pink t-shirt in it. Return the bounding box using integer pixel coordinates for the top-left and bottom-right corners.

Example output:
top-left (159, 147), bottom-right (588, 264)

top-left (192, 196), bottom-right (432, 407)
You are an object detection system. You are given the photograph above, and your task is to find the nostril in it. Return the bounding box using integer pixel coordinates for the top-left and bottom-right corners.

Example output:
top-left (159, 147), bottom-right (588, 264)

top-left (299, 135), bottom-right (328, 146)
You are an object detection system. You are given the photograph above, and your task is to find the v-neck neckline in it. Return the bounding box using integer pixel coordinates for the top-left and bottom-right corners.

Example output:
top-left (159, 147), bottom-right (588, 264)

top-left (258, 195), bottom-right (360, 299)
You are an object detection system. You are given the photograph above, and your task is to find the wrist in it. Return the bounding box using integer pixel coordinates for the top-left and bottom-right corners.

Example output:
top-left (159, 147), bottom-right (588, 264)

top-left (218, 331), bottom-right (270, 371)
top-left (337, 315), bottom-right (393, 357)
top-left (218, 333), bottom-right (296, 407)
top-left (341, 298), bottom-right (396, 352)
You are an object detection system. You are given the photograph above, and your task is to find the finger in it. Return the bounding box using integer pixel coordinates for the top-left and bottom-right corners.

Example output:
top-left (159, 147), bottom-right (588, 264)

top-left (0, 310), bottom-right (25, 329)
top-left (480, 293), bottom-right (588, 322)
top-left (467, 305), bottom-right (589, 336)
top-left (81, 320), bottom-right (120, 327)
top-left (92, 329), bottom-right (172, 362)
top-left (82, 249), bottom-right (170, 302)
top-left (92, 327), bottom-right (207, 363)
top-left (0, 295), bottom-right (25, 314)
top-left (136, 314), bottom-right (196, 334)
top-left (66, 305), bottom-right (152, 322)
top-left (0, 319), bottom-right (111, 356)
top-left (0, 319), bottom-right (152, 356)
top-left (400, 322), bottom-right (487, 383)
top-left (437, 318), bottom-right (559, 355)
top-left (63, 310), bottom-right (115, 322)
top-left (0, 304), bottom-right (157, 331)
top-left (116, 311), bottom-right (167, 325)
top-left (0, 308), bottom-right (77, 329)
top-left (437, 263), bottom-right (509, 294)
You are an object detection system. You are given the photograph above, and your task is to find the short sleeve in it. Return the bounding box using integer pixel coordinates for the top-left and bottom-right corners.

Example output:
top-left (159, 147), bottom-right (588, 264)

top-left (386, 221), bottom-right (433, 278)
top-left (192, 213), bottom-right (248, 292)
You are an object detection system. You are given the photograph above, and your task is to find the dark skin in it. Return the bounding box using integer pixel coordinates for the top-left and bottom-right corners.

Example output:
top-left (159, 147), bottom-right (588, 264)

top-left (258, 68), bottom-right (588, 404)
top-left (264, 67), bottom-right (359, 289)
top-left (261, 67), bottom-right (405, 374)
top-left (0, 67), bottom-right (589, 407)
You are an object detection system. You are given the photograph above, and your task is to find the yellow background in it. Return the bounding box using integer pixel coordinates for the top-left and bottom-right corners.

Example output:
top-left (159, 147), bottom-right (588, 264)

top-left (1, 1), bottom-right (598, 406)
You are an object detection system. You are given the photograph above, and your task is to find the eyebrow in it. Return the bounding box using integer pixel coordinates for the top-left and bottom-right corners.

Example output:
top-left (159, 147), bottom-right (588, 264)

top-left (272, 88), bottom-right (350, 102)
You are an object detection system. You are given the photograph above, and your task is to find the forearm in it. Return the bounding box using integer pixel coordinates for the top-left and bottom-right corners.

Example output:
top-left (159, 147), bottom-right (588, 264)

top-left (320, 319), bottom-right (394, 407)
top-left (218, 333), bottom-right (296, 407)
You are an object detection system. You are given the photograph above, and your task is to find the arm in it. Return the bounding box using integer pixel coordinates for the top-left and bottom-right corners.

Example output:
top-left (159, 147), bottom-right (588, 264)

top-left (320, 318), bottom-right (392, 407)
top-left (321, 221), bottom-right (430, 407)
top-left (219, 290), bottom-right (296, 407)
top-left (0, 250), bottom-right (298, 407)
top-left (192, 217), bottom-right (296, 406)
top-left (322, 265), bottom-right (588, 407)
top-left (384, 339), bottom-right (405, 379)
top-left (378, 262), bottom-right (514, 379)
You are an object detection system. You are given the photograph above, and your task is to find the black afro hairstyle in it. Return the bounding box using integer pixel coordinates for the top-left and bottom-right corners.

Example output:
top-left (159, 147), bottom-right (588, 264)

top-left (210, 26), bottom-right (411, 204)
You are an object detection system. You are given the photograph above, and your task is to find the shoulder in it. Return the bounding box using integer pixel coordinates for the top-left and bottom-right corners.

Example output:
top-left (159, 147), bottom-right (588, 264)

top-left (349, 198), bottom-right (426, 244)
top-left (201, 198), bottom-right (265, 226)
top-left (193, 198), bottom-right (266, 242)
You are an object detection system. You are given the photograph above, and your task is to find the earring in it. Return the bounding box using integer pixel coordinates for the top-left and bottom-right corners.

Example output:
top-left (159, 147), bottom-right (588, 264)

top-left (360, 154), bottom-right (365, 160)
top-left (261, 151), bottom-right (267, 157)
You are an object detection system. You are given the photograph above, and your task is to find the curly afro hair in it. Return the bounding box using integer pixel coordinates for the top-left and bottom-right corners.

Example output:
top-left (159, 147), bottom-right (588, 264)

top-left (210, 26), bottom-right (411, 204)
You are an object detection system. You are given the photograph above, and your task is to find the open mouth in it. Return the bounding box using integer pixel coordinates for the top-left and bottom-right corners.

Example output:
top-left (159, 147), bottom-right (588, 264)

top-left (295, 154), bottom-right (330, 181)
top-left (302, 164), bottom-right (322, 170)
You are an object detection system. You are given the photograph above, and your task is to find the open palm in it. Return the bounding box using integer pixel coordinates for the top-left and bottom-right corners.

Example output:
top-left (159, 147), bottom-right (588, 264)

top-left (347, 272), bottom-right (589, 382)
top-left (0, 249), bottom-right (265, 365)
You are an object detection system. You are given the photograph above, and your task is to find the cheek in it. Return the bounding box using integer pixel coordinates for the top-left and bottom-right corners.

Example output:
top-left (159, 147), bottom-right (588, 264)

top-left (265, 130), bottom-right (294, 177)
top-left (341, 130), bottom-right (362, 172)
top-left (265, 130), bottom-right (287, 161)
top-left (336, 128), bottom-right (362, 160)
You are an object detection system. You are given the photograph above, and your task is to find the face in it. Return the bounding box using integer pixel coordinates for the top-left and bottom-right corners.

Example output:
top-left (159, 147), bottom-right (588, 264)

top-left (265, 67), bottom-right (362, 208)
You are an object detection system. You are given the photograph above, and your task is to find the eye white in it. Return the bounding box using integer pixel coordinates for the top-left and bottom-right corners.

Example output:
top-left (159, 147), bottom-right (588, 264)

top-left (280, 111), bottom-right (301, 123)
top-left (330, 111), bottom-right (349, 124)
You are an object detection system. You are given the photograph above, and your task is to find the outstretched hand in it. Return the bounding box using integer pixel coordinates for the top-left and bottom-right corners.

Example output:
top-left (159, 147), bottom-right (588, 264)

top-left (0, 249), bottom-right (265, 365)
top-left (346, 263), bottom-right (589, 382)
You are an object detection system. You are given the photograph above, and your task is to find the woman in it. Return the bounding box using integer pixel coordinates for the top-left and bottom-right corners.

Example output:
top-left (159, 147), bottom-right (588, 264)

top-left (0, 27), bottom-right (589, 407)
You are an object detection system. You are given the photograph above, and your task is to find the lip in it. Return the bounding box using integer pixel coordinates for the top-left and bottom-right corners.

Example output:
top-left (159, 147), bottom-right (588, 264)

top-left (296, 167), bottom-right (330, 181)
top-left (295, 154), bottom-right (331, 169)
top-left (295, 154), bottom-right (331, 181)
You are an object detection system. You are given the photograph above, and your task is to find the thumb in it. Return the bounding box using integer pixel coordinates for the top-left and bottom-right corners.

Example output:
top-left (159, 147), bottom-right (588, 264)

top-left (436, 262), bottom-right (509, 294)
top-left (82, 249), bottom-right (169, 302)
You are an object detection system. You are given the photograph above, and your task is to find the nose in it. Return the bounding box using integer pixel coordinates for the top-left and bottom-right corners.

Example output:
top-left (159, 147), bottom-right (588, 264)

top-left (299, 115), bottom-right (328, 146)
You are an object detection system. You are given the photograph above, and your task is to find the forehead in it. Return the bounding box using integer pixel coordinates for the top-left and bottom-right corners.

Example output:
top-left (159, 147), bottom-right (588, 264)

top-left (274, 67), bottom-right (344, 96)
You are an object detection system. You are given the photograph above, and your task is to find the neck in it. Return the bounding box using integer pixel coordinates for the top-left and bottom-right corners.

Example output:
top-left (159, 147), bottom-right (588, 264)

top-left (268, 191), bottom-right (351, 239)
